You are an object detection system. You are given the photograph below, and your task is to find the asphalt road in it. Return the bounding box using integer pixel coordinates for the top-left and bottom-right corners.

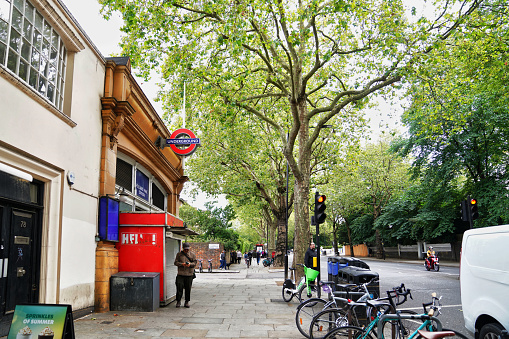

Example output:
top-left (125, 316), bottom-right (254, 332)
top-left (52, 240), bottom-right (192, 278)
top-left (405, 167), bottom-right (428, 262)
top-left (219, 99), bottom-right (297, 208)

top-left (316, 256), bottom-right (472, 338)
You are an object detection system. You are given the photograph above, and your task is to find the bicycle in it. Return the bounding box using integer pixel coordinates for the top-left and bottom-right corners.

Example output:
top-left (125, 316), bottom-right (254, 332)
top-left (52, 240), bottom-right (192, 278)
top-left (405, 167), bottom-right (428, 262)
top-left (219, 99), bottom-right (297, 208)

top-left (309, 283), bottom-right (413, 339)
top-left (198, 259), bottom-right (203, 273)
top-left (282, 264), bottom-right (319, 303)
top-left (207, 259), bottom-right (213, 272)
top-left (296, 280), bottom-right (377, 338)
top-left (319, 292), bottom-right (448, 339)
top-left (245, 257), bottom-right (251, 268)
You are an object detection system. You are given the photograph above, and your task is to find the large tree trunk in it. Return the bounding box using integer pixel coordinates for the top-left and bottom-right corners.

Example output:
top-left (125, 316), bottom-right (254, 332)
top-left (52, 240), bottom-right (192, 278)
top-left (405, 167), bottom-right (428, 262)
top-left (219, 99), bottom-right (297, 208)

top-left (291, 99), bottom-right (311, 279)
top-left (275, 217), bottom-right (286, 267)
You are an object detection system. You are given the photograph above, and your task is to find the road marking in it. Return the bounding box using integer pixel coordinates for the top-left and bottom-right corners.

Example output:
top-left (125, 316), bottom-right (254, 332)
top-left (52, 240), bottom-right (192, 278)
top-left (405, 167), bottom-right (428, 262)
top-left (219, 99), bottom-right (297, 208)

top-left (399, 304), bottom-right (462, 311)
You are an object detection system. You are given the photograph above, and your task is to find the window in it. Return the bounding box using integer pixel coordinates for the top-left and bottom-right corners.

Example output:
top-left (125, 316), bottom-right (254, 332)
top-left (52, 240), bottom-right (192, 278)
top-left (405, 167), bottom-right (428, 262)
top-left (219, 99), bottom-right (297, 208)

top-left (116, 158), bottom-right (132, 192)
top-left (115, 156), bottom-right (167, 212)
top-left (0, 0), bottom-right (66, 110)
top-left (152, 183), bottom-right (164, 210)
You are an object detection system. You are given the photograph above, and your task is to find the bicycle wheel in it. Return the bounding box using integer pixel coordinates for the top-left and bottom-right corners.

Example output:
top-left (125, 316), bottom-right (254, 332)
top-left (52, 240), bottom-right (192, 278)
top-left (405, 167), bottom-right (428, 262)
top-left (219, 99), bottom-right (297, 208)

top-left (309, 308), bottom-right (349, 339)
top-left (298, 282), bottom-right (319, 302)
top-left (322, 325), bottom-right (371, 339)
top-left (296, 298), bottom-right (328, 338)
top-left (282, 280), bottom-right (295, 302)
top-left (381, 310), bottom-right (422, 339)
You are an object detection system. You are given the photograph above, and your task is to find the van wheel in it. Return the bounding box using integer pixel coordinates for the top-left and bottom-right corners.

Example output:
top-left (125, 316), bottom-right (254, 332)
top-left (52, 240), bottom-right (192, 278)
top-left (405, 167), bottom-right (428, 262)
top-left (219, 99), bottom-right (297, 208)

top-left (480, 323), bottom-right (505, 339)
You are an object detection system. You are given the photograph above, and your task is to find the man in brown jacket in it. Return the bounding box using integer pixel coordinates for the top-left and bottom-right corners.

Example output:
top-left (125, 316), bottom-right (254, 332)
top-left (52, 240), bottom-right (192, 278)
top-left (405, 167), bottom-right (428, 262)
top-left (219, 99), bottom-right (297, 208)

top-left (174, 242), bottom-right (197, 308)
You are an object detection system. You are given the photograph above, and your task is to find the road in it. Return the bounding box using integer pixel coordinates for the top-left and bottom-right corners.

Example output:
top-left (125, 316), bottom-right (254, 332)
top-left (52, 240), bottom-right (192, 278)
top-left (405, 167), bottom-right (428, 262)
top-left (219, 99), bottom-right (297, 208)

top-left (315, 256), bottom-right (471, 338)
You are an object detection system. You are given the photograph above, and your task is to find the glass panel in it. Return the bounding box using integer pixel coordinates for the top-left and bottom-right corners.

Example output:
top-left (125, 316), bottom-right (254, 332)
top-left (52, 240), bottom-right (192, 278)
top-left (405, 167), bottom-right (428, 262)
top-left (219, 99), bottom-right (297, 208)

top-left (13, 0), bottom-right (23, 12)
top-left (30, 47), bottom-right (38, 68)
top-left (51, 32), bottom-right (57, 48)
top-left (21, 38), bottom-right (29, 60)
top-left (37, 76), bottom-right (46, 94)
top-left (28, 66), bottom-right (36, 87)
top-left (41, 37), bottom-right (48, 57)
top-left (39, 56), bottom-right (47, 75)
top-left (0, 19), bottom-right (7, 43)
top-left (7, 48), bottom-right (18, 73)
top-left (24, 1), bottom-right (33, 22)
top-left (19, 58), bottom-right (27, 80)
top-left (12, 8), bottom-right (22, 32)
top-left (23, 18), bottom-right (31, 39)
top-left (49, 46), bottom-right (56, 64)
top-left (47, 64), bottom-right (55, 83)
top-left (46, 83), bottom-right (54, 101)
top-left (0, 42), bottom-right (6, 64)
top-left (0, 0), bottom-right (10, 22)
top-left (32, 28), bottom-right (41, 50)
top-left (10, 28), bottom-right (20, 51)
top-left (43, 22), bottom-right (50, 40)
top-left (34, 11), bottom-right (42, 31)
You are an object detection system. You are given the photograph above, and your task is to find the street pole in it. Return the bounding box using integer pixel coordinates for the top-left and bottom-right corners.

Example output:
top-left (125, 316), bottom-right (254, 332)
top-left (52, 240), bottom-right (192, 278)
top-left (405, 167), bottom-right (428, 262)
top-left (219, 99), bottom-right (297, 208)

top-left (315, 192), bottom-right (321, 297)
top-left (284, 133), bottom-right (289, 280)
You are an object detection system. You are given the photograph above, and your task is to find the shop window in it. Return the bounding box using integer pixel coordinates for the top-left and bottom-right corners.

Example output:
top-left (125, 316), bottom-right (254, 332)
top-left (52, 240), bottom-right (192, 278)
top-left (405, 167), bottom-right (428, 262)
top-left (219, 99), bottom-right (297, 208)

top-left (0, 0), bottom-right (66, 110)
top-left (152, 183), bottom-right (164, 210)
top-left (116, 158), bottom-right (132, 192)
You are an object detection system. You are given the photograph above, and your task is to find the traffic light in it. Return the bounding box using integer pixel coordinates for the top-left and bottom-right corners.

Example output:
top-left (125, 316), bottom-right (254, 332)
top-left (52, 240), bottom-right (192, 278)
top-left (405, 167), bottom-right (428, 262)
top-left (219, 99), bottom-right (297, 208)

top-left (470, 198), bottom-right (479, 220)
top-left (315, 193), bottom-right (327, 224)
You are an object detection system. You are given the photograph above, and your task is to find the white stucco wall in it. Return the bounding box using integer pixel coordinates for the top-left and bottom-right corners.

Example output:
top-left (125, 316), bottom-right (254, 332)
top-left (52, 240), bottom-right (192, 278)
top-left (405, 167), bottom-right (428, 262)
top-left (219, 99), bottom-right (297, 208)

top-left (0, 0), bottom-right (105, 310)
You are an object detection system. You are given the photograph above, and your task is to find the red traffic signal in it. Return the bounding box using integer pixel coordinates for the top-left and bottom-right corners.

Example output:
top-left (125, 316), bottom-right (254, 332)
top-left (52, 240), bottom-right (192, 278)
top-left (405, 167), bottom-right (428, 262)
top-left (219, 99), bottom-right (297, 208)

top-left (470, 198), bottom-right (479, 220)
top-left (315, 194), bottom-right (327, 224)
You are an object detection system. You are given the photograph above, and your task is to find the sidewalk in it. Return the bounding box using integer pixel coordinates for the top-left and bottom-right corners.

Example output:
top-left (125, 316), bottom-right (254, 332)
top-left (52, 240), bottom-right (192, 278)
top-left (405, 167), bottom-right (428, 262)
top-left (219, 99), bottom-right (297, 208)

top-left (73, 262), bottom-right (301, 339)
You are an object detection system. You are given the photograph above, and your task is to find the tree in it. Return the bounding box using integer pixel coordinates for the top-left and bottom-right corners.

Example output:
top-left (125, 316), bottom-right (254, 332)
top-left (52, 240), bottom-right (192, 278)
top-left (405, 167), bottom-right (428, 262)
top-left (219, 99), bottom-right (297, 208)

top-left (100, 0), bottom-right (483, 273)
top-left (180, 202), bottom-right (240, 249)
top-left (396, 0), bottom-right (509, 228)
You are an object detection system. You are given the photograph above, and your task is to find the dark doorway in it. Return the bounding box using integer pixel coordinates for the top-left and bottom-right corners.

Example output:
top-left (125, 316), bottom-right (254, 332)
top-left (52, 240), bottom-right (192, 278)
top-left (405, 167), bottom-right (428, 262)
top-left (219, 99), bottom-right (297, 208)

top-left (0, 171), bottom-right (43, 335)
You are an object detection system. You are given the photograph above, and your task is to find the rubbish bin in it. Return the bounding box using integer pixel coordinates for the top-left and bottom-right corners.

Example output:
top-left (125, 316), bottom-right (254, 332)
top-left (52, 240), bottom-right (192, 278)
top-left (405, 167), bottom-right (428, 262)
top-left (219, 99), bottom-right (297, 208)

top-left (339, 257), bottom-right (370, 269)
top-left (327, 257), bottom-right (339, 282)
top-left (111, 272), bottom-right (160, 312)
top-left (338, 266), bottom-right (379, 297)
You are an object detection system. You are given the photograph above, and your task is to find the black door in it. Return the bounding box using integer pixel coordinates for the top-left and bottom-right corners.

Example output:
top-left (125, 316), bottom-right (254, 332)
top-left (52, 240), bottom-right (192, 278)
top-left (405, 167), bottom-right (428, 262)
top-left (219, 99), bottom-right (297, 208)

top-left (0, 172), bottom-right (43, 322)
top-left (5, 208), bottom-right (36, 311)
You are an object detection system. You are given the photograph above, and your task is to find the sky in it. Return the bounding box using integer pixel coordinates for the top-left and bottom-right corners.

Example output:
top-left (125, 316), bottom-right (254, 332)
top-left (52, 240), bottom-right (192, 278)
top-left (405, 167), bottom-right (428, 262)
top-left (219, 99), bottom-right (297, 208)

top-left (61, 0), bottom-right (403, 209)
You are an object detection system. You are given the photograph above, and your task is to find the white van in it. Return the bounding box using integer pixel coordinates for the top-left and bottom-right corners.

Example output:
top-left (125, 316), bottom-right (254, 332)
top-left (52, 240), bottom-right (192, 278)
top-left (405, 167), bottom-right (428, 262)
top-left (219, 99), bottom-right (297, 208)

top-left (460, 225), bottom-right (509, 338)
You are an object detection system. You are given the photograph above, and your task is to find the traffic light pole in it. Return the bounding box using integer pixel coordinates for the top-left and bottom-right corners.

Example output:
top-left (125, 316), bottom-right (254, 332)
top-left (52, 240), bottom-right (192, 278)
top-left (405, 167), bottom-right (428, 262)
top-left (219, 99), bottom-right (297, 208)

top-left (314, 192), bottom-right (321, 297)
top-left (467, 195), bottom-right (474, 229)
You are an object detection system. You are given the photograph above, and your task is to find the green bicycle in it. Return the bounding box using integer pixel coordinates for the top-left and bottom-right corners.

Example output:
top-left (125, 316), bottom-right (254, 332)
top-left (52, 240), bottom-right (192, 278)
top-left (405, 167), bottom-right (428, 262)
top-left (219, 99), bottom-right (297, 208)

top-left (282, 264), bottom-right (319, 302)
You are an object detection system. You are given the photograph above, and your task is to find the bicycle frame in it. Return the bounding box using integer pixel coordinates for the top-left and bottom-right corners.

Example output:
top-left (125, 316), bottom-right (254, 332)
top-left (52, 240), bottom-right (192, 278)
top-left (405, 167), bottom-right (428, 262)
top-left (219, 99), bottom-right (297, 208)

top-left (376, 313), bottom-right (443, 339)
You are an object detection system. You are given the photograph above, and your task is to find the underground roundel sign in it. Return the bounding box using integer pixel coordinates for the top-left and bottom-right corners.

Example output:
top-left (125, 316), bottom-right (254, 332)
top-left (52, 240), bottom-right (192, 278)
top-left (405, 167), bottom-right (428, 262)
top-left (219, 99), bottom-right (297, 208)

top-left (166, 128), bottom-right (201, 156)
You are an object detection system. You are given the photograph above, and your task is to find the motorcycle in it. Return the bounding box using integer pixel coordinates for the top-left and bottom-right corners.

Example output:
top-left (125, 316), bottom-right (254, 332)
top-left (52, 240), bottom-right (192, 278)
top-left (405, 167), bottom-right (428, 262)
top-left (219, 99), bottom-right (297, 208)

top-left (425, 255), bottom-right (440, 271)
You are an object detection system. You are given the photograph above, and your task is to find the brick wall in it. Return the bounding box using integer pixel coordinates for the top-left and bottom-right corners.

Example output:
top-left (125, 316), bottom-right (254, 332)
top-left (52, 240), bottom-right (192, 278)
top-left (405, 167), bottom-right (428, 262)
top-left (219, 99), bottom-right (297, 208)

top-left (190, 242), bottom-right (224, 269)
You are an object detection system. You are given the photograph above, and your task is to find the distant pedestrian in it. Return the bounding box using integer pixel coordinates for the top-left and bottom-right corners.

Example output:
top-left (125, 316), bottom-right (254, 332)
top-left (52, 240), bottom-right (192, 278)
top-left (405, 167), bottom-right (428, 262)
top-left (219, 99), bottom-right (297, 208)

top-left (219, 250), bottom-right (226, 269)
top-left (231, 251), bottom-right (236, 265)
top-left (256, 251), bottom-right (261, 265)
top-left (174, 242), bottom-right (197, 308)
top-left (237, 250), bottom-right (242, 264)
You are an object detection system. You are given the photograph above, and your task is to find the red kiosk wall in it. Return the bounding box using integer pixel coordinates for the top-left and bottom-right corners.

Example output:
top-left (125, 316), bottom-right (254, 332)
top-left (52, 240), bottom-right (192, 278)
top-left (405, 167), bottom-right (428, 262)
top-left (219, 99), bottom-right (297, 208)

top-left (117, 213), bottom-right (169, 303)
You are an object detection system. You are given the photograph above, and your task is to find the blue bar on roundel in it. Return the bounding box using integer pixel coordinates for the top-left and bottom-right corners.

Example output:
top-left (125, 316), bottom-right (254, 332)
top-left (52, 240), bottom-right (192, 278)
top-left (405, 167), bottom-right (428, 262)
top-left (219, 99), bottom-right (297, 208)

top-left (165, 138), bottom-right (200, 145)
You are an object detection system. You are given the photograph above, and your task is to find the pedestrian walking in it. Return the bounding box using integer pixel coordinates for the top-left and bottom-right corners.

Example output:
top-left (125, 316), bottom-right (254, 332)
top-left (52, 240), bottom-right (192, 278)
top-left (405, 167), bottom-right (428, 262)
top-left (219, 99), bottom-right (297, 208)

top-left (237, 250), bottom-right (242, 264)
top-left (304, 242), bottom-right (317, 269)
top-left (256, 251), bottom-right (261, 265)
top-left (219, 250), bottom-right (226, 269)
top-left (231, 250), bottom-right (236, 265)
top-left (174, 242), bottom-right (197, 308)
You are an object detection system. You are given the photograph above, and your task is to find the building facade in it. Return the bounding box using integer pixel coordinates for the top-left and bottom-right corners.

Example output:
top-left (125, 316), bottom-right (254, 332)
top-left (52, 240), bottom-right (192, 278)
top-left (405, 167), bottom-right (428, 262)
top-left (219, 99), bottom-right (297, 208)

top-left (0, 0), bottom-right (105, 333)
top-left (0, 0), bottom-right (189, 334)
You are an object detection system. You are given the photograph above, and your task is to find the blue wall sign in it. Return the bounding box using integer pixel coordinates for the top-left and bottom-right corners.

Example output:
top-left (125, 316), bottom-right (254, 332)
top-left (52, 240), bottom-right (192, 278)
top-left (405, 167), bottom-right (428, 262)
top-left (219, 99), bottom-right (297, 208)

top-left (135, 170), bottom-right (149, 200)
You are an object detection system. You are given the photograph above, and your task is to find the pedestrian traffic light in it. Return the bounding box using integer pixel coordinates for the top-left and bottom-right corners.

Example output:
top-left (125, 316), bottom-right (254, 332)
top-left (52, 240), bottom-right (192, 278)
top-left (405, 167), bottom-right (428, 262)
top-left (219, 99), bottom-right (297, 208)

top-left (470, 198), bottom-right (479, 220)
top-left (315, 193), bottom-right (327, 224)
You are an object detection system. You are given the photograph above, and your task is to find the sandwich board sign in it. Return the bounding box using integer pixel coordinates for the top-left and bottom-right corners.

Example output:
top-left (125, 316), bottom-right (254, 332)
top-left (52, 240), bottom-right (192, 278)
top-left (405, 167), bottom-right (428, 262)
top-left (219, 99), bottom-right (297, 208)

top-left (8, 304), bottom-right (75, 339)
